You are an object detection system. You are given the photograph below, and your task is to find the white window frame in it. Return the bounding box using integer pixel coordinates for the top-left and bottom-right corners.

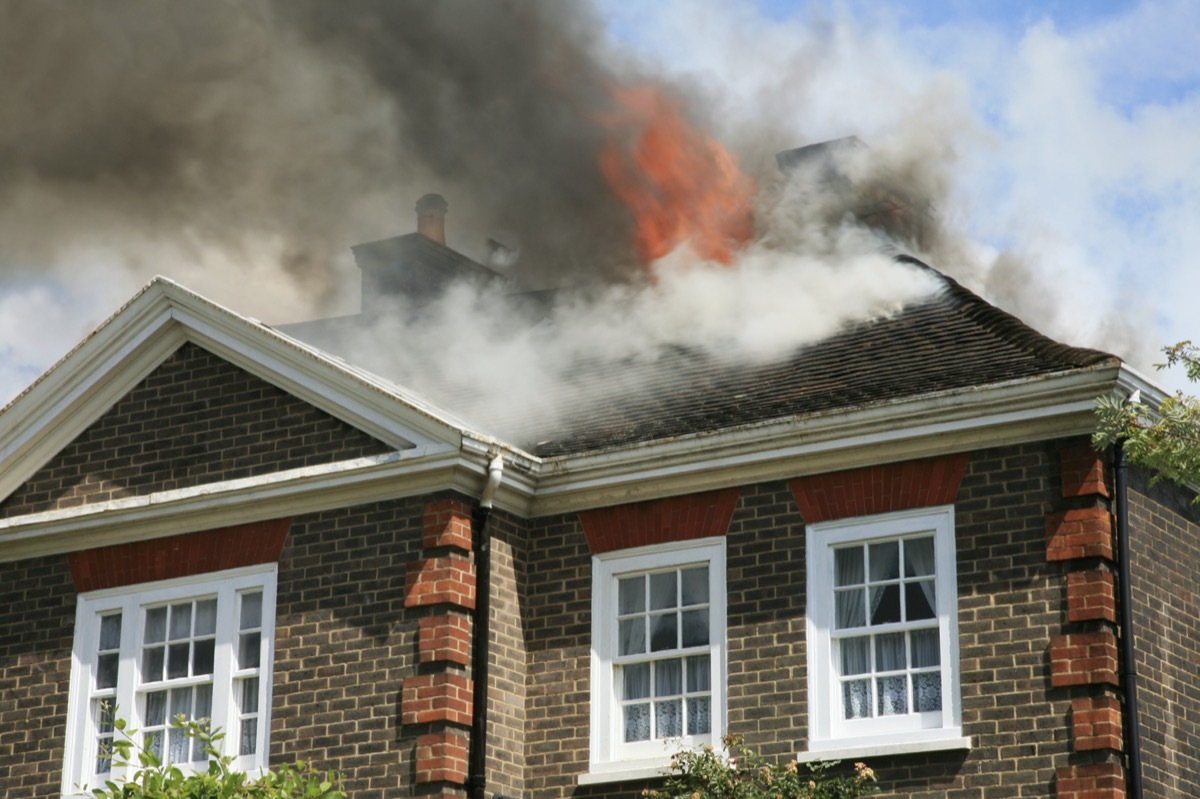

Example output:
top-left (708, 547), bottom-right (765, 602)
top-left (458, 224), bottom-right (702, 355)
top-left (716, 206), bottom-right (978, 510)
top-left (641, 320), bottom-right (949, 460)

top-left (584, 537), bottom-right (726, 784)
top-left (62, 564), bottom-right (277, 796)
top-left (804, 506), bottom-right (969, 760)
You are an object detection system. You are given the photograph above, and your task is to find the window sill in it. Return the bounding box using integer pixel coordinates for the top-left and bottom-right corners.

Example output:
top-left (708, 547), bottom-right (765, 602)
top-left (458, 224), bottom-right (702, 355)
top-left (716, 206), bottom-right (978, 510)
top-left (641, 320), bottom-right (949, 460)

top-left (578, 762), bottom-right (672, 785)
top-left (798, 735), bottom-right (972, 763)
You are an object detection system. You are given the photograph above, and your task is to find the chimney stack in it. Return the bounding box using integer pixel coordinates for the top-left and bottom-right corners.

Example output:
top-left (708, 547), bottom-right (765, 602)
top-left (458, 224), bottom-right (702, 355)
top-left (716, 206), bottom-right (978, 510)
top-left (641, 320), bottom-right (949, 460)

top-left (416, 193), bottom-right (449, 245)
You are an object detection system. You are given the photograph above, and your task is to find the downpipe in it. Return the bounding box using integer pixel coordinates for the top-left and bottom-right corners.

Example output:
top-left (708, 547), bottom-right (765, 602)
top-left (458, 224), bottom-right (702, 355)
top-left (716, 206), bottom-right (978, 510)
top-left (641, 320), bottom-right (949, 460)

top-left (468, 454), bottom-right (504, 799)
top-left (1114, 443), bottom-right (1143, 799)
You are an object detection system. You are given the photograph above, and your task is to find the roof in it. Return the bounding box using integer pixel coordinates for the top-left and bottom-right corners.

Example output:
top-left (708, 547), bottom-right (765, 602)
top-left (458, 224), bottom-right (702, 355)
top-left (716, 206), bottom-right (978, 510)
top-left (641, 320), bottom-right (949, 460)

top-left (527, 258), bottom-right (1116, 456)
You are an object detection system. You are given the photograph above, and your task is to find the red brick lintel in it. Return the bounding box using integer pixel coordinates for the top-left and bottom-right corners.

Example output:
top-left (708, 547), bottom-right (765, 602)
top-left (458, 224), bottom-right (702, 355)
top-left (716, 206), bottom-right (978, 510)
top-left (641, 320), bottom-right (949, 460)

top-left (579, 488), bottom-right (741, 555)
top-left (788, 453), bottom-right (969, 525)
top-left (68, 518), bottom-right (292, 592)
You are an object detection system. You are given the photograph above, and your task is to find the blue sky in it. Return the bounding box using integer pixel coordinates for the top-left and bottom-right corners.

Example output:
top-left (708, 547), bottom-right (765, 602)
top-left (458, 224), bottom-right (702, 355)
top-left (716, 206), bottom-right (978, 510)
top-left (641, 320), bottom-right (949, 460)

top-left (1, 0), bottom-right (1198, 401)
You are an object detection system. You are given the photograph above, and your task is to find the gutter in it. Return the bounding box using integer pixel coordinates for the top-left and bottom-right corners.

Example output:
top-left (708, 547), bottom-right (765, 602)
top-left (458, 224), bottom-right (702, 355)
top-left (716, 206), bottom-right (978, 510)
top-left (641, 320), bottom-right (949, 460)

top-left (468, 453), bottom-right (504, 799)
top-left (1114, 443), bottom-right (1144, 799)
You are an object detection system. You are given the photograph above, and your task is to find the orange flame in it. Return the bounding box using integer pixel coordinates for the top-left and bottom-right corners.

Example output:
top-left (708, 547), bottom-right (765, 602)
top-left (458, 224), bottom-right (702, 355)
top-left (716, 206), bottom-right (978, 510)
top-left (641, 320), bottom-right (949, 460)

top-left (598, 85), bottom-right (754, 265)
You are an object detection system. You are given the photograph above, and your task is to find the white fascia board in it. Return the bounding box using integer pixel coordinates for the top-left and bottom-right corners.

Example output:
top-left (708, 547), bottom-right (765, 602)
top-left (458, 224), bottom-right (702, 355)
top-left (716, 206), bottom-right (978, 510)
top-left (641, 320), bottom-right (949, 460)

top-left (0, 445), bottom-right (477, 562)
top-left (529, 365), bottom-right (1123, 516)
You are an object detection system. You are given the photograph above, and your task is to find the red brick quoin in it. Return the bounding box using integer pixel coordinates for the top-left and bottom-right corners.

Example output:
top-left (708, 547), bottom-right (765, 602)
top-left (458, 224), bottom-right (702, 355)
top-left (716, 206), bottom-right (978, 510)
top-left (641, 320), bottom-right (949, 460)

top-left (423, 499), bottom-right (473, 552)
top-left (1060, 439), bottom-right (1110, 499)
top-left (578, 488), bottom-right (740, 554)
top-left (1046, 507), bottom-right (1115, 562)
top-left (415, 731), bottom-right (469, 784)
top-left (788, 453), bottom-right (968, 524)
top-left (401, 673), bottom-right (474, 727)
top-left (419, 613), bottom-right (472, 666)
top-left (1050, 632), bottom-right (1120, 688)
top-left (1072, 696), bottom-right (1123, 752)
top-left (404, 554), bottom-right (476, 610)
top-left (1067, 570), bottom-right (1118, 623)
top-left (1056, 762), bottom-right (1125, 799)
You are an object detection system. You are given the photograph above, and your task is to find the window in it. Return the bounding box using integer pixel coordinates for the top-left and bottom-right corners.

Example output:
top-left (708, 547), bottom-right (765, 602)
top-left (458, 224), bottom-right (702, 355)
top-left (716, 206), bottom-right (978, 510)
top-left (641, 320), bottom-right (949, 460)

top-left (805, 506), bottom-right (967, 758)
top-left (63, 565), bottom-right (276, 795)
top-left (586, 538), bottom-right (726, 782)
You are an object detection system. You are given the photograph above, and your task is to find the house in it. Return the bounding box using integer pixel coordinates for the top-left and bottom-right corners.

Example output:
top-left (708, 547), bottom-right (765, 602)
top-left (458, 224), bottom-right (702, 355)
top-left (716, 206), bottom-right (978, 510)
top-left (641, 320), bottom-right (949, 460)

top-left (0, 170), bottom-right (1197, 799)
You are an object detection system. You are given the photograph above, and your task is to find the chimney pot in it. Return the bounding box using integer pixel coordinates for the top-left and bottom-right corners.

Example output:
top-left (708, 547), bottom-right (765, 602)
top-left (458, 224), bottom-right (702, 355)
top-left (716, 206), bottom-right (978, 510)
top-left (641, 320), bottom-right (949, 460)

top-left (416, 193), bottom-right (449, 245)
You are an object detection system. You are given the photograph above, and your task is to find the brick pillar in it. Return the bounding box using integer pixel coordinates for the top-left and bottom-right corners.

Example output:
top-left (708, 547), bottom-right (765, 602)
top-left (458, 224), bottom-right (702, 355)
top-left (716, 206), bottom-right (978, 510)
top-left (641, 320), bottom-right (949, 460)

top-left (403, 499), bottom-right (475, 795)
top-left (1048, 440), bottom-right (1126, 799)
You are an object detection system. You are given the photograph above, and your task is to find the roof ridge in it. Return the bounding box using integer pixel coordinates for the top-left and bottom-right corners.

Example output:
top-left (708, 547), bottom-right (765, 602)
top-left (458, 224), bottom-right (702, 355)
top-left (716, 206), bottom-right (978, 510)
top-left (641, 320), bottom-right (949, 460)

top-left (894, 255), bottom-right (1118, 370)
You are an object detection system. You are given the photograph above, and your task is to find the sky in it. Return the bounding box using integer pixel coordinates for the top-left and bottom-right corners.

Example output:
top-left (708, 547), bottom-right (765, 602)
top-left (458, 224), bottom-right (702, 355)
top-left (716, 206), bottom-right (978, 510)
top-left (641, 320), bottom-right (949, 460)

top-left (0, 0), bottom-right (1197, 404)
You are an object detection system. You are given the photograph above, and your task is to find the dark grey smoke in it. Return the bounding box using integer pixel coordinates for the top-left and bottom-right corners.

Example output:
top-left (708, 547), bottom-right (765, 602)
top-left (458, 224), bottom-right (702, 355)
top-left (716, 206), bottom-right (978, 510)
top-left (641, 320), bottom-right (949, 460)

top-left (0, 0), bottom-right (662, 310)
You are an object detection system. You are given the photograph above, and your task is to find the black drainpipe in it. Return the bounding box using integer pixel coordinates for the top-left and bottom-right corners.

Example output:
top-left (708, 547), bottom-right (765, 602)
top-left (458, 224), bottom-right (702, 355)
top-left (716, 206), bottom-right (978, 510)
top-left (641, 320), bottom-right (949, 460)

top-left (468, 454), bottom-right (503, 799)
top-left (1114, 443), bottom-right (1144, 799)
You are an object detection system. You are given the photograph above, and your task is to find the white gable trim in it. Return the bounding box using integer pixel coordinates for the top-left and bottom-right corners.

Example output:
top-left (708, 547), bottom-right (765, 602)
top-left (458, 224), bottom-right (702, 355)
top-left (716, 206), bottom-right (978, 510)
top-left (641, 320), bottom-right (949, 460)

top-left (0, 278), bottom-right (479, 505)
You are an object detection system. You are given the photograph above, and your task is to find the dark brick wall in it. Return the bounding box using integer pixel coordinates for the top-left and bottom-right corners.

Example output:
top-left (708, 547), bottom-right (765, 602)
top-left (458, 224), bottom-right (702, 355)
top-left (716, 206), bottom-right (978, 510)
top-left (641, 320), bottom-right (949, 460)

top-left (0, 555), bottom-right (74, 798)
top-left (273, 497), bottom-right (426, 798)
top-left (520, 441), bottom-right (1078, 799)
top-left (1127, 469), bottom-right (1200, 799)
top-left (0, 343), bottom-right (392, 518)
top-left (487, 510), bottom-right (530, 798)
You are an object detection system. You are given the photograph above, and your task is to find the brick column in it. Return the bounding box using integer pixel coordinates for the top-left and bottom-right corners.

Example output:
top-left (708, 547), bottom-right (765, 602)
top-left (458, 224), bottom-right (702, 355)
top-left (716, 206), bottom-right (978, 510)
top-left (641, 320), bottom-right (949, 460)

top-left (403, 499), bottom-right (476, 797)
top-left (1048, 440), bottom-right (1125, 799)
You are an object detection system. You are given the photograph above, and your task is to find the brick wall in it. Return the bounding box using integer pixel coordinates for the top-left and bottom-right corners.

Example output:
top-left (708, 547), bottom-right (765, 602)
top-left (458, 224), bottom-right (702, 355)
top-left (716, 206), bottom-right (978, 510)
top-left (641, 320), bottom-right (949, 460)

top-left (1127, 469), bottom-right (1200, 798)
top-left (520, 440), bottom-right (1084, 799)
top-left (0, 555), bottom-right (74, 798)
top-left (0, 343), bottom-right (392, 518)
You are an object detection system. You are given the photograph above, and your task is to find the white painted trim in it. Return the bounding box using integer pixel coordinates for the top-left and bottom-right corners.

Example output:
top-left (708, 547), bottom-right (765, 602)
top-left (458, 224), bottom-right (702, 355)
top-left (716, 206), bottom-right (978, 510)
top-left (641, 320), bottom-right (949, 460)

top-left (577, 761), bottom-right (672, 785)
top-left (590, 538), bottom-right (726, 775)
top-left (806, 506), bottom-right (961, 751)
top-left (63, 564), bottom-right (277, 797)
top-left (797, 735), bottom-right (972, 762)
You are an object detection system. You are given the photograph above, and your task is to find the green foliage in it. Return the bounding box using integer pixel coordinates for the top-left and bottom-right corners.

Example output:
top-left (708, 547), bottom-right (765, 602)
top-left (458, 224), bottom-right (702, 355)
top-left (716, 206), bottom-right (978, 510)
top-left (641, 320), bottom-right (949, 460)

top-left (86, 715), bottom-right (345, 799)
top-left (643, 735), bottom-right (878, 799)
top-left (1094, 341), bottom-right (1200, 501)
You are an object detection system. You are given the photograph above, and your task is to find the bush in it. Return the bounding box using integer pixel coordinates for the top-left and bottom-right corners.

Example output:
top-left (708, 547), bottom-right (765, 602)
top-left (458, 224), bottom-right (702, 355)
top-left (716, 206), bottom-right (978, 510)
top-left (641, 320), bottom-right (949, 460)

top-left (86, 716), bottom-right (345, 799)
top-left (644, 734), bottom-right (878, 799)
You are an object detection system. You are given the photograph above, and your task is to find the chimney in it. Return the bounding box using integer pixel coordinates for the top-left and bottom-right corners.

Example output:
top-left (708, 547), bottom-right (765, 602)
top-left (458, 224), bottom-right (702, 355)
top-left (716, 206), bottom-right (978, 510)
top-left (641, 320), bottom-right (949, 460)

top-left (776, 137), bottom-right (934, 252)
top-left (416, 193), bottom-right (449, 245)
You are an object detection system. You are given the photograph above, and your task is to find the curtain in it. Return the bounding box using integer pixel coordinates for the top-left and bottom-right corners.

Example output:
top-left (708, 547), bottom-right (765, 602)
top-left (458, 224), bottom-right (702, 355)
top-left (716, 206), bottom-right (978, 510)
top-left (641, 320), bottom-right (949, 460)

top-left (904, 537), bottom-right (937, 615)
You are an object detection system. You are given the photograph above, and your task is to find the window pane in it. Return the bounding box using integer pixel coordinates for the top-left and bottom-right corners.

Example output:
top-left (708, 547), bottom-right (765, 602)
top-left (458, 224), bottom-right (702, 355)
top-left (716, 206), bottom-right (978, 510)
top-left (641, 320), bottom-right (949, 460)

top-left (95, 698), bottom-right (116, 733)
top-left (97, 653), bottom-right (119, 689)
top-left (687, 696), bottom-right (711, 735)
top-left (99, 614), bottom-right (122, 651)
top-left (649, 613), bottom-right (677, 652)
top-left (834, 547), bottom-right (864, 586)
top-left (623, 662), bottom-right (650, 700)
top-left (911, 629), bottom-right (941, 668)
top-left (169, 726), bottom-right (188, 764)
top-left (618, 577), bottom-right (644, 615)
top-left (168, 604), bottom-right (192, 640)
top-left (195, 684), bottom-right (213, 719)
top-left (649, 572), bottom-right (677, 611)
top-left (170, 686), bottom-right (192, 719)
top-left (193, 639), bottom-right (215, 676)
top-left (906, 581), bottom-right (936, 620)
top-left (875, 633), bottom-right (906, 671)
top-left (240, 714), bottom-right (257, 756)
top-left (144, 730), bottom-right (163, 762)
top-left (238, 632), bottom-right (261, 669)
top-left (618, 618), bottom-right (645, 656)
top-left (655, 658), bottom-right (682, 696)
top-left (869, 541), bottom-right (900, 581)
top-left (194, 599), bottom-right (217, 636)
top-left (96, 740), bottom-right (113, 775)
top-left (869, 584), bottom-right (901, 625)
top-left (686, 655), bottom-right (711, 692)
top-left (624, 704), bottom-right (650, 742)
top-left (839, 637), bottom-right (869, 676)
top-left (240, 592), bottom-right (262, 630)
top-left (904, 537), bottom-right (935, 577)
top-left (142, 647), bottom-right (164, 683)
top-left (144, 690), bottom-right (167, 725)
top-left (843, 679), bottom-right (870, 719)
top-left (167, 642), bottom-right (190, 679)
top-left (680, 567), bottom-right (708, 606)
top-left (877, 675), bottom-right (908, 715)
top-left (144, 607), bottom-right (167, 644)
top-left (240, 677), bottom-right (259, 715)
top-left (655, 699), bottom-right (682, 738)
top-left (914, 671), bottom-right (943, 712)
top-left (835, 588), bottom-right (865, 629)
top-left (681, 609), bottom-right (709, 647)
